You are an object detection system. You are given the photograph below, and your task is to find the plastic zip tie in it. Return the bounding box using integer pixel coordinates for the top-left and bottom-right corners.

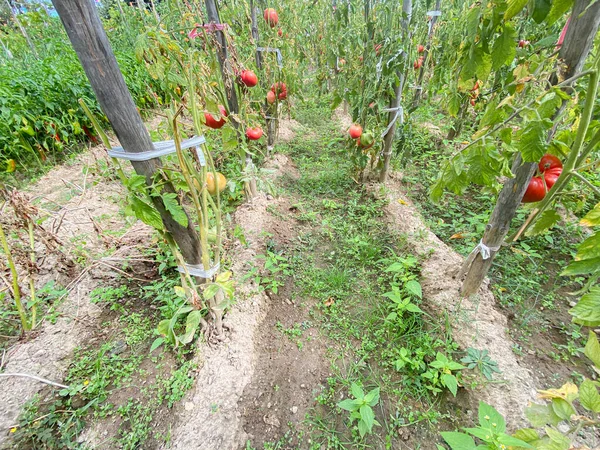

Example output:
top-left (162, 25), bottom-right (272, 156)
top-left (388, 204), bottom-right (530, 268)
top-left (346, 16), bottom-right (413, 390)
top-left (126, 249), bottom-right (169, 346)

top-left (381, 106), bottom-right (404, 138)
top-left (256, 47), bottom-right (283, 67)
top-left (201, 23), bottom-right (226, 32)
top-left (108, 135), bottom-right (206, 162)
top-left (177, 262), bottom-right (220, 279)
top-left (426, 10), bottom-right (442, 16)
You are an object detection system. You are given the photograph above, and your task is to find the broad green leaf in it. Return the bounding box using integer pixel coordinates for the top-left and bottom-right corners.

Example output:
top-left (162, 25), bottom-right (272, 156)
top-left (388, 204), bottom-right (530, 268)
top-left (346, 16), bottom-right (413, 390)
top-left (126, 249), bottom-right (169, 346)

top-left (162, 193), bottom-right (188, 227)
top-left (404, 280), bottom-right (422, 299)
top-left (441, 432), bottom-right (477, 450)
top-left (337, 399), bottom-right (358, 411)
top-left (584, 331), bottom-right (600, 368)
top-left (526, 209), bottom-right (561, 236)
top-left (351, 383), bottom-right (365, 400)
top-left (357, 419), bottom-right (368, 437)
top-left (525, 403), bottom-right (560, 427)
top-left (157, 319), bottom-right (176, 345)
top-left (580, 203), bottom-right (600, 227)
top-left (579, 379), bottom-right (600, 412)
top-left (504, 0), bottom-right (529, 20)
top-left (406, 303), bottom-right (424, 314)
top-left (545, 0), bottom-right (573, 26)
top-left (514, 428), bottom-right (539, 442)
top-left (465, 8), bottom-right (481, 39)
top-left (561, 257), bottom-right (600, 276)
top-left (532, 0), bottom-right (552, 23)
top-left (178, 310), bottom-right (202, 345)
top-left (575, 232), bottom-right (600, 261)
top-left (569, 288), bottom-right (600, 327)
top-left (364, 387), bottom-right (380, 407)
top-left (150, 337), bottom-right (164, 353)
top-left (442, 373), bottom-right (458, 396)
top-left (518, 120), bottom-right (552, 162)
top-left (544, 427), bottom-right (570, 449)
top-left (480, 99), bottom-right (506, 128)
top-left (538, 93), bottom-right (562, 119)
top-left (174, 286), bottom-right (187, 298)
top-left (360, 405), bottom-right (375, 432)
top-left (463, 427), bottom-right (490, 441)
top-left (551, 398), bottom-right (576, 420)
top-left (448, 93), bottom-right (461, 117)
top-left (497, 434), bottom-right (534, 448)
top-left (479, 401), bottom-right (506, 432)
top-left (492, 25), bottom-right (517, 71)
top-left (130, 196), bottom-right (164, 230)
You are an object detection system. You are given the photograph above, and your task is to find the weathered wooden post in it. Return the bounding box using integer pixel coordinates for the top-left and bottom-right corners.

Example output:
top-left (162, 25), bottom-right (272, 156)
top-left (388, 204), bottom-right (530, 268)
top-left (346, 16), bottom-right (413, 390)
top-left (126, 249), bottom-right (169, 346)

top-left (51, 0), bottom-right (203, 266)
top-left (459, 0), bottom-right (600, 297)
top-left (412, 0), bottom-right (441, 108)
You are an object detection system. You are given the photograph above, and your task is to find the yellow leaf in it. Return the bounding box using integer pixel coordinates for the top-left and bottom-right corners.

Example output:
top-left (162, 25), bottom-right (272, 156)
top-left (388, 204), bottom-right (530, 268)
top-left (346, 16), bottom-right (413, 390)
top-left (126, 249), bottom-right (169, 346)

top-left (515, 83), bottom-right (525, 93)
top-left (397, 199), bottom-right (408, 205)
top-left (10, 427), bottom-right (17, 433)
top-left (6, 159), bottom-right (16, 173)
top-left (538, 382), bottom-right (578, 401)
top-left (450, 233), bottom-right (466, 239)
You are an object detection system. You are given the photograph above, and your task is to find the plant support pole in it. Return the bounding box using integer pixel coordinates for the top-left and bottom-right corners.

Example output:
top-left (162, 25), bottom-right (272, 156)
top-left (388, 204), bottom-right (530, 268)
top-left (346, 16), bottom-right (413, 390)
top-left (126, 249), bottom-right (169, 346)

top-left (412, 0), bottom-right (441, 108)
top-left (52, 0), bottom-right (203, 266)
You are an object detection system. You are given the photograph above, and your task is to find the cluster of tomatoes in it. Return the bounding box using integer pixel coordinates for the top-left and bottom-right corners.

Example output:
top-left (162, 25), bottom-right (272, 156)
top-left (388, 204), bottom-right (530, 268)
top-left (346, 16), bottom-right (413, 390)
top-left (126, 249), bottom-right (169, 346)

top-left (348, 124), bottom-right (375, 150)
top-left (469, 80), bottom-right (480, 107)
top-left (413, 44), bottom-right (425, 70)
top-left (522, 154), bottom-right (563, 203)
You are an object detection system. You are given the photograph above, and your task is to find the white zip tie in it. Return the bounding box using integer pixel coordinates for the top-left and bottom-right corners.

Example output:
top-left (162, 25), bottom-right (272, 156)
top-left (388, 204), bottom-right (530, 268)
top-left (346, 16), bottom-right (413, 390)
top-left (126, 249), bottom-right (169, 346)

top-left (426, 10), bottom-right (442, 16)
top-left (457, 239), bottom-right (501, 280)
top-left (108, 136), bottom-right (207, 162)
top-left (177, 262), bottom-right (220, 279)
top-left (256, 47), bottom-right (283, 68)
top-left (381, 106), bottom-right (404, 138)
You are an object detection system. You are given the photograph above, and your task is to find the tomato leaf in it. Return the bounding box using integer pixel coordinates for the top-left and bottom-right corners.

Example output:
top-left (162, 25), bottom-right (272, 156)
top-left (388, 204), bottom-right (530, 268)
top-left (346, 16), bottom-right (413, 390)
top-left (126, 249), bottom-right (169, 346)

top-left (569, 287), bottom-right (600, 327)
top-left (526, 209), bottom-right (561, 236)
top-left (492, 24), bottom-right (517, 71)
top-left (518, 120), bottom-right (552, 162)
top-left (504, 0), bottom-right (529, 20)
top-left (129, 196), bottom-right (164, 230)
top-left (545, 0), bottom-right (573, 26)
top-left (561, 256), bottom-right (600, 276)
top-left (579, 379), bottom-right (600, 413)
top-left (532, 0), bottom-right (552, 23)
top-left (575, 232), bottom-right (600, 261)
top-left (580, 202), bottom-right (600, 227)
top-left (162, 193), bottom-right (188, 228)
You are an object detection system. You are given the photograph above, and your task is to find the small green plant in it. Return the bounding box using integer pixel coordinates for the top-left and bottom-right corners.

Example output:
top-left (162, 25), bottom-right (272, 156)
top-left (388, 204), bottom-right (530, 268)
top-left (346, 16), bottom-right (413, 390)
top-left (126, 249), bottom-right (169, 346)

top-left (461, 348), bottom-right (502, 381)
top-left (337, 383), bottom-right (381, 438)
top-left (440, 401), bottom-right (532, 449)
top-left (422, 352), bottom-right (466, 397)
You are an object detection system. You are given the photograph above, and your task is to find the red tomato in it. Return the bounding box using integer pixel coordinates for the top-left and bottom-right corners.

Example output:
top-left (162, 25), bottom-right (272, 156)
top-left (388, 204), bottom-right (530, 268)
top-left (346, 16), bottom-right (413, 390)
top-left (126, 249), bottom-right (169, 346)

top-left (246, 127), bottom-right (263, 140)
top-left (278, 28), bottom-right (283, 37)
top-left (518, 39), bottom-right (529, 48)
top-left (271, 82), bottom-right (287, 100)
top-left (417, 44), bottom-right (425, 53)
top-left (414, 60), bottom-right (422, 70)
top-left (374, 43), bottom-right (382, 55)
top-left (348, 124), bottom-right (362, 139)
top-left (471, 81), bottom-right (479, 91)
top-left (470, 98), bottom-right (476, 106)
top-left (538, 154), bottom-right (563, 172)
top-left (204, 105), bottom-right (227, 129)
top-left (240, 70), bottom-right (258, 87)
top-left (264, 8), bottom-right (278, 27)
top-left (544, 167), bottom-right (562, 189)
top-left (266, 90), bottom-right (276, 104)
top-left (522, 177), bottom-right (546, 203)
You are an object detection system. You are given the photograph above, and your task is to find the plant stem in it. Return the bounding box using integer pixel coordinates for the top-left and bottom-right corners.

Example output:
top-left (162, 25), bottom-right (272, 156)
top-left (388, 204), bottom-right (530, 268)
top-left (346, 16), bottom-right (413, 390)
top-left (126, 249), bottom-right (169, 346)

top-left (27, 221), bottom-right (37, 328)
top-left (0, 222), bottom-right (30, 331)
top-left (571, 171), bottom-right (600, 197)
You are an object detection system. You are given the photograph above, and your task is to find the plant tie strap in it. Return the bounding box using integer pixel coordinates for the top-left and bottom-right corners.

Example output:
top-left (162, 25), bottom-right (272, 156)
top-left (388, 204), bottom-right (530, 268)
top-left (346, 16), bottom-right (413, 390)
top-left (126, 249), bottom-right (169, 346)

top-left (457, 239), bottom-right (501, 280)
top-left (265, 115), bottom-right (279, 120)
top-left (108, 136), bottom-right (206, 162)
top-left (427, 10), bottom-right (442, 34)
top-left (256, 47), bottom-right (283, 68)
top-left (381, 106), bottom-right (404, 139)
top-left (202, 23), bottom-right (226, 32)
top-left (178, 262), bottom-right (220, 279)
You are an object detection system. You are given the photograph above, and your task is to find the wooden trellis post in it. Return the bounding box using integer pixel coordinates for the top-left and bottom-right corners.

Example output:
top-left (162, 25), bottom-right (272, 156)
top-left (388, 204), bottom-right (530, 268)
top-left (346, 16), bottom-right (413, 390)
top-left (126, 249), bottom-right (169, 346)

top-left (412, 0), bottom-right (441, 108)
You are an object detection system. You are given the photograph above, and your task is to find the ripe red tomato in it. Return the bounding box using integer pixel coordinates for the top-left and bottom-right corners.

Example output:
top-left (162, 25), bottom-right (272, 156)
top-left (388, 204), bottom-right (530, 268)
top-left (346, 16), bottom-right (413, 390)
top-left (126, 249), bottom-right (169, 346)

top-left (246, 127), bottom-right (263, 140)
top-left (417, 44), bottom-right (425, 53)
top-left (204, 105), bottom-right (227, 129)
top-left (266, 90), bottom-right (276, 104)
top-left (278, 28), bottom-right (283, 37)
top-left (240, 70), bottom-right (258, 87)
top-left (470, 98), bottom-right (476, 106)
top-left (414, 60), bottom-right (422, 70)
top-left (522, 177), bottom-right (546, 203)
top-left (538, 154), bottom-right (562, 172)
top-left (271, 82), bottom-right (287, 100)
top-left (544, 167), bottom-right (562, 189)
top-left (348, 124), bottom-right (362, 139)
top-left (518, 39), bottom-right (529, 48)
top-left (264, 8), bottom-right (278, 27)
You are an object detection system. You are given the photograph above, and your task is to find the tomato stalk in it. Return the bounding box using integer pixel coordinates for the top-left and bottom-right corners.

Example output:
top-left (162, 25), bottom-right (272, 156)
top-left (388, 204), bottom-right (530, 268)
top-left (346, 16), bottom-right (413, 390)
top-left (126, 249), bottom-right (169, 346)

top-left (517, 54), bottom-right (600, 237)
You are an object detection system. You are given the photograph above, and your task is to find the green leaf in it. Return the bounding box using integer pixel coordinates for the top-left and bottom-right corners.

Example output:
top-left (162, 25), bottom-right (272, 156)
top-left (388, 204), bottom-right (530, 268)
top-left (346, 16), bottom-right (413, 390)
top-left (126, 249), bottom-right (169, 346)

top-left (463, 427), bottom-right (490, 441)
top-left (538, 92), bottom-right (562, 119)
top-left (492, 25), bottom-right (517, 71)
top-left (338, 399), bottom-right (358, 412)
top-left (442, 373), bottom-right (458, 396)
top-left (504, 0), bottom-right (529, 19)
top-left (584, 331), bottom-right (600, 368)
top-left (545, 0), bottom-right (573, 26)
top-left (478, 401), bottom-right (506, 433)
top-left (360, 405), bottom-right (375, 432)
top-left (544, 427), bottom-right (570, 449)
top-left (441, 432), bottom-right (477, 450)
top-left (569, 288), bottom-right (600, 327)
top-left (497, 434), bottom-right (533, 448)
top-left (480, 99), bottom-right (506, 129)
top-left (406, 303), bottom-right (424, 314)
top-left (157, 319), bottom-right (176, 345)
top-left (404, 280), bottom-right (422, 299)
top-left (518, 120), bottom-right (552, 162)
top-left (561, 257), bottom-right (600, 276)
top-left (532, 0), bottom-right (552, 23)
top-left (526, 209), bottom-right (561, 236)
top-left (130, 196), bottom-right (164, 230)
top-left (465, 8), bottom-right (481, 39)
top-left (150, 337), bottom-right (164, 353)
top-left (364, 387), bottom-right (380, 407)
top-left (580, 203), bottom-right (600, 226)
top-left (574, 232), bottom-right (600, 261)
top-left (514, 428), bottom-right (539, 442)
top-left (351, 383), bottom-right (365, 400)
top-left (162, 193), bottom-right (188, 227)
top-left (525, 403), bottom-right (561, 427)
top-left (357, 419), bottom-right (368, 437)
top-left (579, 379), bottom-right (600, 412)
top-left (178, 310), bottom-right (202, 345)
top-left (551, 398), bottom-right (576, 420)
